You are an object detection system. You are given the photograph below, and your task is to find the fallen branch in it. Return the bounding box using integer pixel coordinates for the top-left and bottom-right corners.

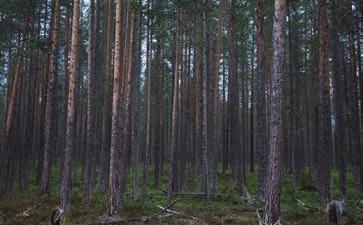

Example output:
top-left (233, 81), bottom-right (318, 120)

top-left (83, 214), bottom-right (174, 225)
top-left (166, 192), bottom-right (224, 196)
top-left (157, 205), bottom-right (201, 221)
top-left (75, 205), bottom-right (177, 225)
top-left (53, 198), bottom-right (204, 225)
top-left (126, 191), bottom-right (225, 196)
top-left (296, 199), bottom-right (321, 212)
top-left (241, 189), bottom-right (260, 205)
top-left (160, 198), bottom-right (179, 213)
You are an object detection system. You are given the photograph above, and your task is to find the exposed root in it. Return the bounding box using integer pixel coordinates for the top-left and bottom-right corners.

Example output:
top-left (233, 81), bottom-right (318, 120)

top-left (50, 207), bottom-right (64, 225)
top-left (255, 209), bottom-right (283, 225)
top-left (256, 209), bottom-right (263, 225)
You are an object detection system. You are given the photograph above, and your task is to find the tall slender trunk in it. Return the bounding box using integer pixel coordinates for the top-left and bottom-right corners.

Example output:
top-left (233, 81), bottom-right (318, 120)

top-left (98, 0), bottom-right (113, 192)
top-left (130, 0), bottom-right (142, 201)
top-left (143, 0), bottom-right (153, 204)
top-left (59, 3), bottom-right (71, 184)
top-left (222, 50), bottom-right (228, 173)
top-left (60, 0), bottom-right (80, 211)
top-left (83, 0), bottom-right (96, 203)
top-left (108, 0), bottom-right (123, 215)
top-left (131, 0), bottom-right (142, 201)
top-left (169, 3), bottom-right (181, 199)
top-left (119, 3), bottom-right (134, 209)
top-left (41, 0), bottom-right (61, 197)
top-left (0, 48), bottom-right (23, 194)
top-left (194, 1), bottom-right (203, 190)
top-left (201, 0), bottom-right (210, 200)
top-left (226, 0), bottom-right (244, 195)
top-left (317, 0), bottom-right (332, 203)
top-left (256, 0), bottom-right (267, 201)
top-left (211, 0), bottom-right (225, 193)
top-left (347, 0), bottom-right (362, 192)
top-left (263, 0), bottom-right (286, 224)
top-left (153, 0), bottom-right (164, 189)
top-left (331, 0), bottom-right (347, 197)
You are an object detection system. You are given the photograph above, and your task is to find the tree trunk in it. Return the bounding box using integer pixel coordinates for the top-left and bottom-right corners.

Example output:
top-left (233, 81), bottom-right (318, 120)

top-left (194, 1), bottom-right (203, 190)
top-left (41, 0), bottom-right (61, 197)
top-left (317, 0), bottom-right (331, 203)
top-left (58, 2), bottom-right (71, 185)
top-left (1, 48), bottom-right (23, 194)
top-left (83, 0), bottom-right (96, 203)
top-left (169, 3), bottom-right (181, 199)
top-left (331, 0), bottom-right (347, 197)
top-left (212, 0), bottom-right (225, 190)
top-left (263, 0), bottom-right (286, 224)
top-left (119, 3), bottom-right (134, 209)
top-left (347, 0), bottom-right (362, 192)
top-left (97, 0), bottom-right (113, 192)
top-left (256, 0), bottom-right (267, 201)
top-left (60, 0), bottom-right (81, 211)
top-left (131, 0), bottom-right (142, 201)
top-left (226, 0), bottom-right (244, 195)
top-left (108, 0), bottom-right (123, 215)
top-left (153, 0), bottom-right (164, 190)
top-left (143, 0), bottom-right (153, 204)
top-left (202, 0), bottom-right (210, 200)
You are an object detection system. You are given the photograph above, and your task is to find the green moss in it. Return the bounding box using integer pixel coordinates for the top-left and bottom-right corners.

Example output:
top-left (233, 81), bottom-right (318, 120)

top-left (1, 165), bottom-right (362, 225)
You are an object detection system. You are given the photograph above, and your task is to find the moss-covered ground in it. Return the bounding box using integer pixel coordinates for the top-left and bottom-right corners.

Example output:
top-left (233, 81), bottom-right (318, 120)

top-left (1, 166), bottom-right (362, 225)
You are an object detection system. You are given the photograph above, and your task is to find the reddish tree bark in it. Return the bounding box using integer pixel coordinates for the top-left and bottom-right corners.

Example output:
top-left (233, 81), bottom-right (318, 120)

top-left (41, 0), bottom-right (61, 197)
top-left (60, 0), bottom-right (81, 211)
top-left (83, 0), bottom-right (97, 203)
top-left (263, 0), bottom-right (286, 223)
top-left (317, 0), bottom-right (332, 203)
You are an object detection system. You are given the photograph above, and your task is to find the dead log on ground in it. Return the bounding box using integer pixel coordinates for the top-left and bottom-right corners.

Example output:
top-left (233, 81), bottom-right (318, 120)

top-left (50, 198), bottom-right (205, 225)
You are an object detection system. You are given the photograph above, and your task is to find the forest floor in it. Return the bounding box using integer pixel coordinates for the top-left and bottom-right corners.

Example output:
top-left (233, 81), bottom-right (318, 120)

top-left (1, 167), bottom-right (363, 225)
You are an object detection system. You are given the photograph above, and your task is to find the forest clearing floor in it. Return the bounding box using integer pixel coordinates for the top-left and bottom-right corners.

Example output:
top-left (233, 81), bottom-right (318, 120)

top-left (1, 168), bottom-right (363, 225)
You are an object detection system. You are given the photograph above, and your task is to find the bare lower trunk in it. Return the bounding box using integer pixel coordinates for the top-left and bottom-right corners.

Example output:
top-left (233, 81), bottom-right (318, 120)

top-left (0, 49), bottom-right (23, 194)
top-left (347, 0), bottom-right (362, 192)
top-left (263, 0), bottom-right (286, 224)
top-left (202, 0), bottom-right (209, 200)
top-left (169, 4), bottom-right (181, 199)
top-left (97, 0), bottom-right (113, 192)
top-left (60, 0), bottom-right (80, 211)
top-left (41, 0), bottom-right (61, 197)
top-left (143, 1), bottom-right (153, 203)
top-left (108, 0), bottom-right (123, 215)
top-left (331, 0), bottom-right (347, 197)
top-left (226, 0), bottom-right (244, 195)
top-left (83, 0), bottom-right (96, 203)
top-left (317, 0), bottom-right (331, 203)
top-left (256, 0), bottom-right (267, 201)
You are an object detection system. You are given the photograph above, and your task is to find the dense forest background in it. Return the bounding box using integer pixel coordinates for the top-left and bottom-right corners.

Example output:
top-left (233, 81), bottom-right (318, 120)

top-left (0, 0), bottom-right (363, 224)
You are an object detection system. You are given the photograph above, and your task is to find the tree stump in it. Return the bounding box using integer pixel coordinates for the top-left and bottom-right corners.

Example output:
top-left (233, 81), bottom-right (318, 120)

top-left (327, 200), bottom-right (344, 225)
